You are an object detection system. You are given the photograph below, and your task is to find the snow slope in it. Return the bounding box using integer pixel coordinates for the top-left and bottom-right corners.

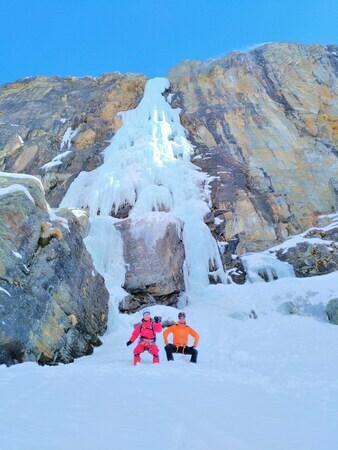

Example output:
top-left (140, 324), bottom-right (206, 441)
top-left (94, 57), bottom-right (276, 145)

top-left (1, 273), bottom-right (338, 450)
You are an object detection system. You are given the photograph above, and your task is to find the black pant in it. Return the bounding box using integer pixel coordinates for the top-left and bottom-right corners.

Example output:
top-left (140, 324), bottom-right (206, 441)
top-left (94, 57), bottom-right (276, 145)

top-left (164, 344), bottom-right (198, 363)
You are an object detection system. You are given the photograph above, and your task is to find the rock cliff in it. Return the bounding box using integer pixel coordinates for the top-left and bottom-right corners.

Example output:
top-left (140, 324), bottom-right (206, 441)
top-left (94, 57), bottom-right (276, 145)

top-left (0, 73), bottom-right (146, 206)
top-left (1, 44), bottom-right (337, 252)
top-left (0, 174), bottom-right (109, 366)
top-left (168, 43), bottom-right (338, 251)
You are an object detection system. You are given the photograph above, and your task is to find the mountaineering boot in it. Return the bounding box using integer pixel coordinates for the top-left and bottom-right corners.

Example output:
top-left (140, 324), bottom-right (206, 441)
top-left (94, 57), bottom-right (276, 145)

top-left (134, 355), bottom-right (141, 366)
top-left (153, 355), bottom-right (159, 364)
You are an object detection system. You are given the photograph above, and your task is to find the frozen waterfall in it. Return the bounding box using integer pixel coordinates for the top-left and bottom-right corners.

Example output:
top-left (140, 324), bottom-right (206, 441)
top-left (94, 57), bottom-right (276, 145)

top-left (61, 77), bottom-right (228, 306)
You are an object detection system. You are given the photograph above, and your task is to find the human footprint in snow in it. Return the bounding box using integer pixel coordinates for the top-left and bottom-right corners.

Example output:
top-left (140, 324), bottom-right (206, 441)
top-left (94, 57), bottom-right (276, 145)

top-left (163, 312), bottom-right (199, 363)
top-left (126, 309), bottom-right (162, 365)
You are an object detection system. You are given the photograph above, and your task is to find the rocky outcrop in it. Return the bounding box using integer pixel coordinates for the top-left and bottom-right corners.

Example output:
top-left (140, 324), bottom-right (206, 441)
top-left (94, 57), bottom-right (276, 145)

top-left (326, 298), bottom-right (338, 324)
top-left (0, 172), bottom-right (48, 209)
top-left (168, 43), bottom-right (338, 252)
top-left (277, 240), bottom-right (338, 277)
top-left (116, 213), bottom-right (185, 313)
top-left (0, 174), bottom-right (109, 366)
top-left (276, 218), bottom-right (338, 277)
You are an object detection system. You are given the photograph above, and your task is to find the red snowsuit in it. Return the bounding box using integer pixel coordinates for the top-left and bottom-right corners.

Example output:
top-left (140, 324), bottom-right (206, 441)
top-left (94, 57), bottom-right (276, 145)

top-left (129, 318), bottom-right (162, 364)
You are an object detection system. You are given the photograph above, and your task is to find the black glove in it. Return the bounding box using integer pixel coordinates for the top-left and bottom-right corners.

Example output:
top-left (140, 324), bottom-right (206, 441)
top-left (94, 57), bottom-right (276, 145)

top-left (126, 341), bottom-right (132, 346)
top-left (154, 316), bottom-right (161, 323)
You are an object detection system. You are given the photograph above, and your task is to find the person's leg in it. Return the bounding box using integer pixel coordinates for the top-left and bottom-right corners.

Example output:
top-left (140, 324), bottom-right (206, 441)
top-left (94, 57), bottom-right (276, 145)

top-left (184, 346), bottom-right (198, 363)
top-left (149, 343), bottom-right (160, 363)
top-left (164, 344), bottom-right (176, 361)
top-left (133, 342), bottom-right (145, 365)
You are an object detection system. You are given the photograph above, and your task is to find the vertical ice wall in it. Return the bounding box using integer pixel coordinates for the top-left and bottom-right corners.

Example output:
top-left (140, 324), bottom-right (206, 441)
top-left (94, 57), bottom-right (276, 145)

top-left (61, 77), bottom-right (227, 304)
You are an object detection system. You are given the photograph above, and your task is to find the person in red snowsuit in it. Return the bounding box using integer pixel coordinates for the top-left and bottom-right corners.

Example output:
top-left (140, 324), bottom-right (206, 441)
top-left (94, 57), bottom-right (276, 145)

top-left (126, 309), bottom-right (162, 365)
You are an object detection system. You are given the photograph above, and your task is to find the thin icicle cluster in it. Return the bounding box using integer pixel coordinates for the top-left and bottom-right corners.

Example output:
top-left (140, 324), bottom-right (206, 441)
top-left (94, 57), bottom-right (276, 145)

top-left (61, 79), bottom-right (207, 216)
top-left (61, 77), bottom-right (227, 297)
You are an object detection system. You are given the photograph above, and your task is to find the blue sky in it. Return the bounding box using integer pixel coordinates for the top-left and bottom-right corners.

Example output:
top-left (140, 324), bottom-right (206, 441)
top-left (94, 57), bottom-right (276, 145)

top-left (0, 0), bottom-right (337, 84)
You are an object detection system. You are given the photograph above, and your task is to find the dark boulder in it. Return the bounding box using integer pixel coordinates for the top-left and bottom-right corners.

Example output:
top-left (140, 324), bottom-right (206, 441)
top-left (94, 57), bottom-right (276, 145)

top-left (0, 174), bottom-right (109, 366)
top-left (114, 213), bottom-right (185, 313)
top-left (326, 299), bottom-right (338, 325)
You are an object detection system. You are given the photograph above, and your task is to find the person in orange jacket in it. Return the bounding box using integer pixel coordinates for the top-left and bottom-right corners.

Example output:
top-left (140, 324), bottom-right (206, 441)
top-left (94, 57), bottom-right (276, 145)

top-left (163, 311), bottom-right (199, 363)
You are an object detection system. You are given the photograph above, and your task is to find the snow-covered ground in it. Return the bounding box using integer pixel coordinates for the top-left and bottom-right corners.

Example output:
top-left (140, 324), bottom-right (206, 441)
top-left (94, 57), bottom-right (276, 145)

top-left (1, 273), bottom-right (338, 450)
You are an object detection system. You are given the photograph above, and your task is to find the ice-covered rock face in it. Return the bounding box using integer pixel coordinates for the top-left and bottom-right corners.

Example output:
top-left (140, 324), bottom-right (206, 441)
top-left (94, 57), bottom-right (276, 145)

top-left (61, 77), bottom-right (228, 312)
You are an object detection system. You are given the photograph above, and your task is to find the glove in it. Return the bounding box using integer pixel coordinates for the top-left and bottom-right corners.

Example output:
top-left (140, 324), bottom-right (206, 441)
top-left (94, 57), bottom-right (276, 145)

top-left (126, 341), bottom-right (132, 346)
top-left (154, 316), bottom-right (161, 323)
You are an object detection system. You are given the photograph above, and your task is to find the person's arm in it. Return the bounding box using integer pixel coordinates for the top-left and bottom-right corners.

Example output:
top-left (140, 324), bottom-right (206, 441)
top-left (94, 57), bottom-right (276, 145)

top-left (189, 327), bottom-right (199, 347)
top-left (163, 326), bottom-right (173, 345)
top-left (130, 324), bottom-right (141, 343)
top-left (153, 321), bottom-right (162, 333)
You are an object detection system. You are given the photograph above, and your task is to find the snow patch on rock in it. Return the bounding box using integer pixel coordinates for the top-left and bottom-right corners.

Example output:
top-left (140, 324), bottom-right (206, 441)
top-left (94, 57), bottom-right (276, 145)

top-left (0, 184), bottom-right (35, 204)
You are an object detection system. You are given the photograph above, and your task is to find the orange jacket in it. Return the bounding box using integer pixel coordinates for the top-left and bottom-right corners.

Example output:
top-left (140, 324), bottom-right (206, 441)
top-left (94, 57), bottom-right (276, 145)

top-left (163, 323), bottom-right (199, 347)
